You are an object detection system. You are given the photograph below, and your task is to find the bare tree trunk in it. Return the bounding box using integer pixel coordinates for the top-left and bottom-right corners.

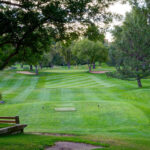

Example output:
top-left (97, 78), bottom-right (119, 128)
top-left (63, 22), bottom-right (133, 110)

top-left (51, 64), bottom-right (53, 68)
top-left (89, 66), bottom-right (92, 72)
top-left (39, 63), bottom-right (42, 69)
top-left (21, 64), bottom-right (23, 69)
top-left (49, 63), bottom-right (53, 68)
top-left (93, 62), bottom-right (95, 69)
top-left (136, 67), bottom-right (142, 88)
top-left (30, 65), bottom-right (33, 71)
top-left (67, 61), bottom-right (70, 69)
top-left (49, 63), bottom-right (51, 68)
top-left (137, 77), bottom-right (142, 88)
top-left (35, 65), bottom-right (38, 75)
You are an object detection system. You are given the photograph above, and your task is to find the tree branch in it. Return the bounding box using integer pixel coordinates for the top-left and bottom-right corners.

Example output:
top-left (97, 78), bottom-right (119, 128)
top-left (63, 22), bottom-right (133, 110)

top-left (0, 49), bottom-right (19, 70)
top-left (0, 1), bottom-right (22, 7)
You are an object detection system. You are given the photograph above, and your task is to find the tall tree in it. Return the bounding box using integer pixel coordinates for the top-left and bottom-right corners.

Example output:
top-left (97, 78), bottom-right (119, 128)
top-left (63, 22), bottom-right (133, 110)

top-left (16, 30), bottom-right (52, 74)
top-left (112, 8), bottom-right (150, 87)
top-left (58, 44), bottom-right (72, 69)
top-left (40, 42), bottom-right (64, 68)
top-left (84, 24), bottom-right (105, 69)
top-left (73, 38), bottom-right (108, 71)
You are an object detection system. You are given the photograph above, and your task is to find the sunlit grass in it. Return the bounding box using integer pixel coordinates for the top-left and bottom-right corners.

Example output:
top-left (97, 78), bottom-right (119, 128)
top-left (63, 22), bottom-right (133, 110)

top-left (0, 65), bottom-right (150, 149)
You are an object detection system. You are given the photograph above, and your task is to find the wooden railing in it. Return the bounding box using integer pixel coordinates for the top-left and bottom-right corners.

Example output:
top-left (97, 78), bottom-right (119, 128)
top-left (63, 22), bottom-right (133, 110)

top-left (0, 116), bottom-right (20, 124)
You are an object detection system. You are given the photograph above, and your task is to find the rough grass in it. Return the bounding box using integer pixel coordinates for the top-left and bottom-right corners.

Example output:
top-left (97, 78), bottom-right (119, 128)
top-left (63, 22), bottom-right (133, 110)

top-left (0, 124), bottom-right (12, 128)
top-left (0, 65), bottom-right (150, 149)
top-left (0, 134), bottom-right (107, 150)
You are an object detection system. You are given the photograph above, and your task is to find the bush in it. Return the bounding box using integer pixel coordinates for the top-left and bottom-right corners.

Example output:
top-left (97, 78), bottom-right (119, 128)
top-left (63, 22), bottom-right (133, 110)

top-left (10, 67), bottom-right (17, 70)
top-left (106, 71), bottom-right (124, 79)
top-left (106, 71), bottom-right (135, 81)
top-left (23, 67), bottom-right (29, 70)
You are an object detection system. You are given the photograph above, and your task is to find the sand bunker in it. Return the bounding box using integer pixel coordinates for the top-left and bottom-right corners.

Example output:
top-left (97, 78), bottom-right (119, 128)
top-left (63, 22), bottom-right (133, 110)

top-left (16, 71), bottom-right (35, 75)
top-left (55, 108), bottom-right (76, 112)
top-left (45, 142), bottom-right (103, 150)
top-left (90, 71), bottom-right (109, 74)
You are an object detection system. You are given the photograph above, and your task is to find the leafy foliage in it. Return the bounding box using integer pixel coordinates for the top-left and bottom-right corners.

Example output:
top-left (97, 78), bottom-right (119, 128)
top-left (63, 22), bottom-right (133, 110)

top-left (111, 8), bottom-right (150, 87)
top-left (73, 38), bottom-right (108, 71)
top-left (84, 24), bottom-right (105, 42)
top-left (0, 0), bottom-right (117, 70)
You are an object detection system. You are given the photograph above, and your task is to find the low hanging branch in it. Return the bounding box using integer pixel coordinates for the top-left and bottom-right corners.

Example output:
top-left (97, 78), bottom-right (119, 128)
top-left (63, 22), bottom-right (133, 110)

top-left (0, 0), bottom-right (117, 70)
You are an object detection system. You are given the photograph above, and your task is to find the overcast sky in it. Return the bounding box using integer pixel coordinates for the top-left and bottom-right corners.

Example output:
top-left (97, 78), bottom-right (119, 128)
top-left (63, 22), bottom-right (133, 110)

top-left (106, 2), bottom-right (131, 41)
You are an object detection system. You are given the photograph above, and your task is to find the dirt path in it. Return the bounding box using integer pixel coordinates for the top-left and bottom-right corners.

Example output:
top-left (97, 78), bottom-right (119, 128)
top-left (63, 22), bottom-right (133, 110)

top-left (90, 71), bottom-right (109, 74)
top-left (45, 142), bottom-right (103, 150)
top-left (16, 71), bottom-right (35, 75)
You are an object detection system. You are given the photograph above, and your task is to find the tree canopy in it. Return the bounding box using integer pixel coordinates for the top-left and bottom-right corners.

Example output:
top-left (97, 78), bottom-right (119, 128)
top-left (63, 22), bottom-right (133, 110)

top-left (111, 7), bottom-right (150, 87)
top-left (84, 24), bottom-right (105, 42)
top-left (73, 38), bottom-right (108, 71)
top-left (0, 0), bottom-right (117, 70)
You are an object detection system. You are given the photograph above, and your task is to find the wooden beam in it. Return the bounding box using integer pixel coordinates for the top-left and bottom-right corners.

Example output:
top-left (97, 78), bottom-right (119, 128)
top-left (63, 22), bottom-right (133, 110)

top-left (0, 120), bottom-right (16, 123)
top-left (0, 117), bottom-right (16, 119)
top-left (0, 116), bottom-right (20, 124)
top-left (15, 116), bottom-right (20, 124)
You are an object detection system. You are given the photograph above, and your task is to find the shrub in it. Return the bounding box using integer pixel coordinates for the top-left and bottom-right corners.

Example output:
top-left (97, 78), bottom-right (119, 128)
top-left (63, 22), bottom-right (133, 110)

top-left (10, 67), bottom-right (17, 70)
top-left (106, 71), bottom-right (123, 79)
top-left (106, 71), bottom-right (135, 81)
top-left (23, 67), bottom-right (29, 70)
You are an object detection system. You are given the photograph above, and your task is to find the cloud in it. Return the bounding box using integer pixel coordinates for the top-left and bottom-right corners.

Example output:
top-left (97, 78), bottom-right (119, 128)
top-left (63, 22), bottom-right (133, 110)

top-left (106, 2), bottom-right (131, 42)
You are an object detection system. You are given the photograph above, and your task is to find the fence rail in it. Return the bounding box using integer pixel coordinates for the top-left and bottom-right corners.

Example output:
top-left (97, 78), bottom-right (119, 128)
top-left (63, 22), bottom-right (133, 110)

top-left (0, 116), bottom-right (20, 124)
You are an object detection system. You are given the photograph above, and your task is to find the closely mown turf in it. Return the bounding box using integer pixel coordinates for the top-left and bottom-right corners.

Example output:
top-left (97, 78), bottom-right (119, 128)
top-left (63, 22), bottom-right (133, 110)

top-left (0, 65), bottom-right (150, 150)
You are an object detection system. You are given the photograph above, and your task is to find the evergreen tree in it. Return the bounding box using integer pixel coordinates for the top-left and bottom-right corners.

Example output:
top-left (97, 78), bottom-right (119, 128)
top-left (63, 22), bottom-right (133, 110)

top-left (112, 8), bottom-right (150, 87)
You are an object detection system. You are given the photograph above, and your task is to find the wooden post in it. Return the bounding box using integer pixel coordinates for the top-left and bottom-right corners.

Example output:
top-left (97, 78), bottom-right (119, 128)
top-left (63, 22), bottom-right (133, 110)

top-left (15, 116), bottom-right (20, 124)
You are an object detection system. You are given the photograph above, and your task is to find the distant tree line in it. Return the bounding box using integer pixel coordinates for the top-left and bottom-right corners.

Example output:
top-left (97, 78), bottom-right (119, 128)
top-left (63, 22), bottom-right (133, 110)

top-left (21, 24), bottom-right (108, 73)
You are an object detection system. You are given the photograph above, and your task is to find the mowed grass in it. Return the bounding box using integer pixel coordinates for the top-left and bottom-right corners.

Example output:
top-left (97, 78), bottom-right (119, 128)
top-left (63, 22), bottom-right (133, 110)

top-left (0, 124), bottom-right (12, 128)
top-left (0, 66), bottom-right (150, 149)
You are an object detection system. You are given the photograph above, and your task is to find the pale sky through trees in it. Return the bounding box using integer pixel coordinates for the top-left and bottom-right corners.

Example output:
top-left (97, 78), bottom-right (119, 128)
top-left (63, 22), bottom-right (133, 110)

top-left (3, 0), bottom-right (130, 42)
top-left (106, 2), bottom-right (131, 42)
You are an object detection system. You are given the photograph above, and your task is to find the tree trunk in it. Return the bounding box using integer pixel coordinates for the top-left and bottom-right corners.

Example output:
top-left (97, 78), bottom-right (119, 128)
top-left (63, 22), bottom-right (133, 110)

top-left (89, 66), bottom-right (91, 72)
top-left (35, 65), bottom-right (38, 75)
top-left (67, 62), bottom-right (70, 69)
top-left (93, 63), bottom-right (95, 69)
top-left (39, 63), bottom-right (42, 69)
top-left (49, 63), bottom-right (51, 68)
top-left (51, 64), bottom-right (53, 68)
top-left (49, 63), bottom-right (53, 68)
top-left (137, 78), bottom-right (142, 88)
top-left (21, 64), bottom-right (23, 68)
top-left (30, 65), bottom-right (33, 71)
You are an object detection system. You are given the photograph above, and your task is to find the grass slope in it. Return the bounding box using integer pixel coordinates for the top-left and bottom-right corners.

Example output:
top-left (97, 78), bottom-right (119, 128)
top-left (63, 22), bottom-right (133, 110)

top-left (0, 66), bottom-right (150, 149)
